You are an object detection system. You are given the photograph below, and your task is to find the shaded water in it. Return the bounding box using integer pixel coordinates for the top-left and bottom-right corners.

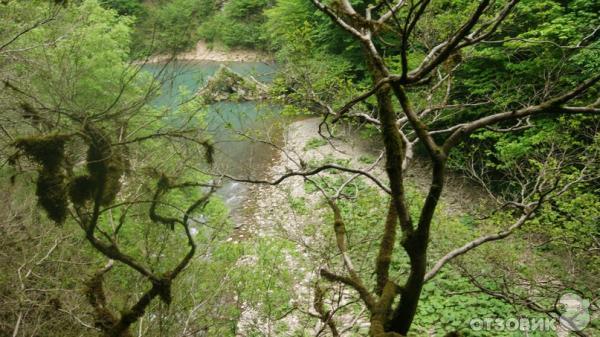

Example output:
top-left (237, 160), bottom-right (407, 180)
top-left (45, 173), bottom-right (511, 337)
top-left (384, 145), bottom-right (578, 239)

top-left (143, 61), bottom-right (281, 213)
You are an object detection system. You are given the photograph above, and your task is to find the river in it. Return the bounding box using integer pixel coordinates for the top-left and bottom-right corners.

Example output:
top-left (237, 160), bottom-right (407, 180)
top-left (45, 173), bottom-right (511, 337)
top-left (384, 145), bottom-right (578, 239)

top-left (143, 60), bottom-right (282, 216)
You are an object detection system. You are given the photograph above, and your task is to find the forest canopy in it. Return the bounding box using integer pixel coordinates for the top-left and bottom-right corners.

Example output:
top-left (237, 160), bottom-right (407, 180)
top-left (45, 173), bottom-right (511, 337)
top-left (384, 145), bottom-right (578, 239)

top-left (1, 0), bottom-right (598, 337)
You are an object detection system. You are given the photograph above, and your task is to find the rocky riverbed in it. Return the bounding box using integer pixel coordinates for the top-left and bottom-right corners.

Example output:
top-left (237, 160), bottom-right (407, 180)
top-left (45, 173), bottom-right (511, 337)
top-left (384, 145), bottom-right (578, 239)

top-left (230, 117), bottom-right (492, 336)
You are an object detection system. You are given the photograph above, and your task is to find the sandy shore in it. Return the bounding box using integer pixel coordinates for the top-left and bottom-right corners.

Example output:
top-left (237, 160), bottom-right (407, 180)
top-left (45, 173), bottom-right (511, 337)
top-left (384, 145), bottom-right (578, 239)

top-left (145, 41), bottom-right (271, 63)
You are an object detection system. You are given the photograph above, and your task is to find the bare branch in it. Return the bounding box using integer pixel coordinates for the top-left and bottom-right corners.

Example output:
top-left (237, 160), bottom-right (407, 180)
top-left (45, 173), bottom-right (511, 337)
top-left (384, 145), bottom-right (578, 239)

top-left (407, 0), bottom-right (492, 83)
top-left (377, 0), bottom-right (407, 25)
top-left (320, 268), bottom-right (375, 311)
top-left (443, 73), bottom-right (600, 152)
top-left (424, 209), bottom-right (534, 282)
top-left (311, 0), bottom-right (366, 40)
top-left (331, 76), bottom-right (400, 123)
top-left (458, 0), bottom-right (520, 48)
top-left (0, 12), bottom-right (58, 52)
top-left (214, 163), bottom-right (392, 194)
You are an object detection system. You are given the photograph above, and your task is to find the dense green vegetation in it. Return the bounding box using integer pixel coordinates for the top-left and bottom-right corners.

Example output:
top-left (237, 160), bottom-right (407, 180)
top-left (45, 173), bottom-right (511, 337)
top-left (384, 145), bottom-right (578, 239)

top-left (1, 0), bottom-right (598, 337)
top-left (260, 0), bottom-right (598, 335)
top-left (100, 0), bottom-right (274, 54)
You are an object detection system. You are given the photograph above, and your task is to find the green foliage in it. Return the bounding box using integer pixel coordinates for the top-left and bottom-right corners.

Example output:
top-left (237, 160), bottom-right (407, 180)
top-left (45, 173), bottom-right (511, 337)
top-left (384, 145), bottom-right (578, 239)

top-left (303, 137), bottom-right (328, 150)
top-left (288, 195), bottom-right (309, 215)
top-left (1, 2), bottom-right (255, 336)
top-left (306, 155), bottom-right (351, 171)
top-left (324, 182), bottom-right (558, 336)
top-left (279, 104), bottom-right (311, 116)
top-left (133, 0), bottom-right (217, 54)
top-left (413, 271), bottom-right (540, 337)
top-left (263, 0), bottom-right (314, 49)
top-left (232, 238), bottom-right (298, 324)
top-left (198, 0), bottom-right (272, 49)
top-left (263, 0), bottom-right (365, 61)
top-left (2, 0), bottom-right (149, 115)
top-left (358, 154), bottom-right (376, 165)
top-left (0, 178), bottom-right (101, 336)
top-left (449, 1), bottom-right (599, 112)
top-left (101, 0), bottom-right (145, 16)
top-left (2, 0), bottom-right (599, 336)
top-left (267, 20), bottom-right (362, 114)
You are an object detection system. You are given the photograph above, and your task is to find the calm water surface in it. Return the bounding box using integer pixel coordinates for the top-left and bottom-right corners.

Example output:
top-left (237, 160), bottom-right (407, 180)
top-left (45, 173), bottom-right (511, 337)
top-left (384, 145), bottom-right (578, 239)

top-left (144, 61), bottom-right (281, 213)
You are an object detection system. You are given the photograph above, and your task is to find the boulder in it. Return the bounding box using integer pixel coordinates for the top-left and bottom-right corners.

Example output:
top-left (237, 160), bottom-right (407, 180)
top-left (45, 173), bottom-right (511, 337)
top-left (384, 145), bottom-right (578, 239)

top-left (197, 64), bottom-right (268, 103)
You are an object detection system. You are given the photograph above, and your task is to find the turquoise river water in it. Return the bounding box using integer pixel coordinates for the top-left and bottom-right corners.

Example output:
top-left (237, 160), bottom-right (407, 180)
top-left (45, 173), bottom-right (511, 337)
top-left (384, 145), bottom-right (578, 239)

top-left (143, 60), bottom-right (281, 213)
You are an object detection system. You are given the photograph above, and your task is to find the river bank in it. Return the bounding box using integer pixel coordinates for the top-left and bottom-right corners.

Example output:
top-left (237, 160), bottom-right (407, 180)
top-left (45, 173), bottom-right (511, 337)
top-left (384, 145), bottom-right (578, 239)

top-left (144, 41), bottom-right (271, 63)
top-left (235, 117), bottom-right (490, 239)
top-left (231, 117), bottom-right (492, 336)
